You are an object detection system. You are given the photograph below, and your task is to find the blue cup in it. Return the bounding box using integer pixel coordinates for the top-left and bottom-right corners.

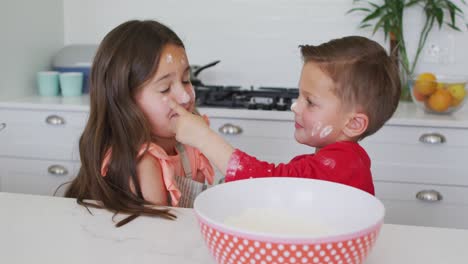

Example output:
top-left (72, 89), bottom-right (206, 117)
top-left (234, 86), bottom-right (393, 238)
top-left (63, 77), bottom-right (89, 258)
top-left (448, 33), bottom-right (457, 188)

top-left (59, 72), bottom-right (83, 96)
top-left (37, 71), bottom-right (60, 96)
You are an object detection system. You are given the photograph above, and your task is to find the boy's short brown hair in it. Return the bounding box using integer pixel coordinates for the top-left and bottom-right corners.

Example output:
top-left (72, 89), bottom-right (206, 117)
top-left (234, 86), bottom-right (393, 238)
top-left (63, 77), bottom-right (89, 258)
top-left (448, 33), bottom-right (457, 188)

top-left (300, 36), bottom-right (401, 139)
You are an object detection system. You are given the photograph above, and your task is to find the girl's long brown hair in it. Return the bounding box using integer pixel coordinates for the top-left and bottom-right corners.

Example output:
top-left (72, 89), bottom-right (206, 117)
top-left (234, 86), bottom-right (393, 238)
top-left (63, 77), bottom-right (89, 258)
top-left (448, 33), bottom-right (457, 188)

top-left (63, 20), bottom-right (185, 227)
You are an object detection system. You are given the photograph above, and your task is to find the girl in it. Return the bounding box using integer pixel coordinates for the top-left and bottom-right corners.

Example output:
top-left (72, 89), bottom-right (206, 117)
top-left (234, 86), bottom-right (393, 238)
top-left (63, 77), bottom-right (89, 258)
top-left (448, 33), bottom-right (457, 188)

top-left (65, 20), bottom-right (214, 227)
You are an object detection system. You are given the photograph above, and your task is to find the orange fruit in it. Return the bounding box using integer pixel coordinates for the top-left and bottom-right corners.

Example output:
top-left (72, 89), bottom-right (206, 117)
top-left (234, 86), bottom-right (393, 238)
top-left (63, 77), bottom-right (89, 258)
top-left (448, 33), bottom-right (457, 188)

top-left (437, 82), bottom-right (448, 90)
top-left (415, 72), bottom-right (437, 95)
top-left (427, 89), bottom-right (453, 112)
top-left (451, 97), bottom-right (463, 107)
top-left (447, 83), bottom-right (466, 100)
top-left (412, 88), bottom-right (427, 102)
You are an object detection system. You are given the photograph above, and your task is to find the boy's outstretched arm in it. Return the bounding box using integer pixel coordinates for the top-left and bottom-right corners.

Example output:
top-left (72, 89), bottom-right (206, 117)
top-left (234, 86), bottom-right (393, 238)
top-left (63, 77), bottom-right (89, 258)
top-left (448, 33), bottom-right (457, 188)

top-left (164, 97), bottom-right (234, 174)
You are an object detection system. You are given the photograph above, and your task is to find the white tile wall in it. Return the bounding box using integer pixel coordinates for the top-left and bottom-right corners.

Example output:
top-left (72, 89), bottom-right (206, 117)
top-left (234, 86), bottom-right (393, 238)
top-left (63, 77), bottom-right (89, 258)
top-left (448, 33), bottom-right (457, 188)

top-left (64, 0), bottom-right (468, 88)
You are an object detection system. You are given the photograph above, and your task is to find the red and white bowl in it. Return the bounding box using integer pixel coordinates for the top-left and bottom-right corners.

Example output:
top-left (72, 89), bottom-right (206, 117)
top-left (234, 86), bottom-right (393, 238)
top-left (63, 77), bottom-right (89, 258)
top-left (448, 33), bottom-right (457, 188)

top-left (194, 178), bottom-right (384, 264)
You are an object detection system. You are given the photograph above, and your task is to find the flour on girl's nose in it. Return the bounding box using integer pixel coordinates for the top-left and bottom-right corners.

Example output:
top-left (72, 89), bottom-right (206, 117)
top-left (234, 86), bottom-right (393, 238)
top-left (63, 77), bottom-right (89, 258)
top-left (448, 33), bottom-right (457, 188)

top-left (166, 54), bottom-right (173, 63)
top-left (319, 125), bottom-right (333, 138)
top-left (311, 121), bottom-right (322, 137)
top-left (178, 90), bottom-right (191, 104)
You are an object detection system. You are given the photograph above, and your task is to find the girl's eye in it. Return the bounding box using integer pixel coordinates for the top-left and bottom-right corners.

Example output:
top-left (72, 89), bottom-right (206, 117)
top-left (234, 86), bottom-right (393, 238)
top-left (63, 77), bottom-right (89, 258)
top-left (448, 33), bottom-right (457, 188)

top-left (160, 87), bottom-right (170, 93)
top-left (182, 79), bottom-right (191, 85)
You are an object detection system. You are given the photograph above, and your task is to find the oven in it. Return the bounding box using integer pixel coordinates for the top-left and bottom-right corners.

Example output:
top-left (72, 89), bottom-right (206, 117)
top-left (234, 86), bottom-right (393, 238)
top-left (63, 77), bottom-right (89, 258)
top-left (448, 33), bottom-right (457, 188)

top-left (194, 85), bottom-right (298, 111)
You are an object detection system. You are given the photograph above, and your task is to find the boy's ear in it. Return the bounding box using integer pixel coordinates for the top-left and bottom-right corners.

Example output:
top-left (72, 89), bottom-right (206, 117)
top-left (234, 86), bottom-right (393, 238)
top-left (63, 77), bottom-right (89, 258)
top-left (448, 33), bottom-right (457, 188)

top-left (343, 113), bottom-right (369, 139)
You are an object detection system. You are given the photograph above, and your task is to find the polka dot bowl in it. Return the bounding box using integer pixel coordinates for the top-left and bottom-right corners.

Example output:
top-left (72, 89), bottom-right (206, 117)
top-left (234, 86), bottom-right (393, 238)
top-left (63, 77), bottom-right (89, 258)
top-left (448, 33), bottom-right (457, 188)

top-left (194, 178), bottom-right (384, 264)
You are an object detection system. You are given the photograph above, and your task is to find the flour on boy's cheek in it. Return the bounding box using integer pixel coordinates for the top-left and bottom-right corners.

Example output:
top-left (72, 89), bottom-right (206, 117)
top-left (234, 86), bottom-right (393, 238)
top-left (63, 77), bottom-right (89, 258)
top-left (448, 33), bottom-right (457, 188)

top-left (311, 121), bottom-right (322, 137)
top-left (319, 125), bottom-right (333, 139)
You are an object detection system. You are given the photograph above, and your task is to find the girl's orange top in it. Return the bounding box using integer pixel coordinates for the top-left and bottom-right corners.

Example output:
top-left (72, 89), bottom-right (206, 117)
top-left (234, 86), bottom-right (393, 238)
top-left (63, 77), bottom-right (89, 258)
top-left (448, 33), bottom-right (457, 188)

top-left (100, 143), bottom-right (214, 206)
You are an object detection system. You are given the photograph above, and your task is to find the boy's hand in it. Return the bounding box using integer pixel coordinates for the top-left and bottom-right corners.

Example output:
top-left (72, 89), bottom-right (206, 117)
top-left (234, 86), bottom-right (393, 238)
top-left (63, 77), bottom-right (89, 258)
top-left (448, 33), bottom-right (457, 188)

top-left (164, 97), bottom-right (212, 149)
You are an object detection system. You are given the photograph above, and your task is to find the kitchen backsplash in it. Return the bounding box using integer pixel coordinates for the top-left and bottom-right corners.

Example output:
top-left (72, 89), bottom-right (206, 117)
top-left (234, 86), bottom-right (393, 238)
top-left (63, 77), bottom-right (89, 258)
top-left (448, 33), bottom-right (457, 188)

top-left (63, 0), bottom-right (468, 88)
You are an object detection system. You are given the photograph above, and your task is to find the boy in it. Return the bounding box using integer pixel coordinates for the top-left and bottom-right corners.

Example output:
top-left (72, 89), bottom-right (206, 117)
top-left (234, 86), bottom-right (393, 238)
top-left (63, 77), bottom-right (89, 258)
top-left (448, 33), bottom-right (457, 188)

top-left (165, 36), bottom-right (401, 195)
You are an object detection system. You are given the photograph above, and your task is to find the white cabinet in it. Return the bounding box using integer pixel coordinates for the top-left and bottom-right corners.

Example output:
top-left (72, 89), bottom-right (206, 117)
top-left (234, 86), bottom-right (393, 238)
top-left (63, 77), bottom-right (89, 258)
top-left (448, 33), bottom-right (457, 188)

top-left (0, 158), bottom-right (80, 196)
top-left (0, 99), bottom-right (88, 196)
top-left (360, 124), bottom-right (468, 229)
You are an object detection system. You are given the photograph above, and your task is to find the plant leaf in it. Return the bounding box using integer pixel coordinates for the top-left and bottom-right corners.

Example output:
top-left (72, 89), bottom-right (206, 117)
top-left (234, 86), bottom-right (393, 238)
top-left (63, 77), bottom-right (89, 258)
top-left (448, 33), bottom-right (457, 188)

top-left (347, 7), bottom-right (372, 14)
top-left (405, 0), bottom-right (420, 7)
top-left (434, 7), bottom-right (444, 27)
top-left (359, 23), bottom-right (373, 29)
top-left (362, 7), bottom-right (384, 23)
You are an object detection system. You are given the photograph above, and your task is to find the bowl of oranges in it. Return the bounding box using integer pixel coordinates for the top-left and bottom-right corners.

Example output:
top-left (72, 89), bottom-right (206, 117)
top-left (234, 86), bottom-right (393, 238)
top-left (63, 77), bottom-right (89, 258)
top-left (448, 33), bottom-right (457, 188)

top-left (410, 72), bottom-right (467, 114)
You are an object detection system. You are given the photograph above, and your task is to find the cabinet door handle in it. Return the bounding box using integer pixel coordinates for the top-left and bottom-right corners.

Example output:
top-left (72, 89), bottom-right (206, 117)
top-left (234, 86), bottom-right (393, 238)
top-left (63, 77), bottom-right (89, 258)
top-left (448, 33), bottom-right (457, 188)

top-left (45, 115), bottom-right (66, 125)
top-left (419, 133), bottom-right (446, 144)
top-left (48, 165), bottom-right (68, 176)
top-left (416, 190), bottom-right (443, 202)
top-left (0, 123), bottom-right (6, 132)
top-left (218, 123), bottom-right (243, 135)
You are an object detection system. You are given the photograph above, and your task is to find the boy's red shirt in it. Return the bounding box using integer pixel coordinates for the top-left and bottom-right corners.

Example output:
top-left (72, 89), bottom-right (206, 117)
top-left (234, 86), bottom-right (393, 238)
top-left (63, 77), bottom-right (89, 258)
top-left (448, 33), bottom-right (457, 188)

top-left (224, 141), bottom-right (374, 195)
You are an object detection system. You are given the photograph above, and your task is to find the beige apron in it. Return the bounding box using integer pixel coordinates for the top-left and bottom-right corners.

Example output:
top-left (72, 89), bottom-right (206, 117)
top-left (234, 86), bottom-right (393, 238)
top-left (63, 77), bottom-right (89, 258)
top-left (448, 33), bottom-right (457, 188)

top-left (173, 143), bottom-right (207, 208)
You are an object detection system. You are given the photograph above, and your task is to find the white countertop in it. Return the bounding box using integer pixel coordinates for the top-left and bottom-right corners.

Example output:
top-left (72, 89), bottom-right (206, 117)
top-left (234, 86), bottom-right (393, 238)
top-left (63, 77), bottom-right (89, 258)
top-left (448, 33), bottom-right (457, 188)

top-left (1, 192), bottom-right (467, 264)
top-left (1, 95), bottom-right (468, 128)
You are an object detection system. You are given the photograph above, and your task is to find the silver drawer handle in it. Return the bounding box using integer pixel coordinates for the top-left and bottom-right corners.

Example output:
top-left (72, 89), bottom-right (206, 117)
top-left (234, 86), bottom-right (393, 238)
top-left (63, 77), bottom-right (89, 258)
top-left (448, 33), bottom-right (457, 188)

top-left (0, 123), bottom-right (6, 132)
top-left (46, 115), bottom-right (66, 125)
top-left (218, 123), bottom-right (243, 135)
top-left (48, 165), bottom-right (68, 176)
top-left (419, 133), bottom-right (446, 144)
top-left (416, 190), bottom-right (443, 202)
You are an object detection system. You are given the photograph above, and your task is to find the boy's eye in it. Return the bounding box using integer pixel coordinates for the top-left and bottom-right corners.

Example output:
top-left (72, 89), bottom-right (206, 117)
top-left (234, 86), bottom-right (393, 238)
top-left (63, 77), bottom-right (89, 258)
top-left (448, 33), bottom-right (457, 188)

top-left (160, 87), bottom-right (170, 93)
top-left (182, 79), bottom-right (191, 85)
top-left (306, 98), bottom-right (315, 106)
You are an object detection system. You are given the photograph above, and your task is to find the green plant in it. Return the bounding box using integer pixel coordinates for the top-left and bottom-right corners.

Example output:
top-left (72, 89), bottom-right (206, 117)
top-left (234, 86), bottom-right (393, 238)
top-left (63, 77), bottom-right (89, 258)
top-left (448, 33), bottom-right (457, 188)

top-left (348, 0), bottom-right (466, 101)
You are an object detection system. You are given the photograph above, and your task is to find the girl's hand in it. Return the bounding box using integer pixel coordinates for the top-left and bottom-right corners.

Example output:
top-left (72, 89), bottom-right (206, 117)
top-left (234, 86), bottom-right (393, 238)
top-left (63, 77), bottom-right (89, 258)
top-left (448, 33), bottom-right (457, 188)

top-left (164, 97), bottom-right (212, 149)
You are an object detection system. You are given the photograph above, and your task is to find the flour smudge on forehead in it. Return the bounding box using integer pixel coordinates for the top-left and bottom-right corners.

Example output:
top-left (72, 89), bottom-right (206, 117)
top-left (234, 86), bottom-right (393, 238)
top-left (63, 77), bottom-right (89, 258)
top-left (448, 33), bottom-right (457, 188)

top-left (165, 54), bottom-right (173, 63)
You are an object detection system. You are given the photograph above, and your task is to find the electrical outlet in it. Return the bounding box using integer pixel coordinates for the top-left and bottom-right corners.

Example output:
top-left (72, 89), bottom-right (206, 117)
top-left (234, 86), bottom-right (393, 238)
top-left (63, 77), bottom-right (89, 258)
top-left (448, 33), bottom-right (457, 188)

top-left (424, 43), bottom-right (441, 63)
top-left (423, 36), bottom-right (456, 64)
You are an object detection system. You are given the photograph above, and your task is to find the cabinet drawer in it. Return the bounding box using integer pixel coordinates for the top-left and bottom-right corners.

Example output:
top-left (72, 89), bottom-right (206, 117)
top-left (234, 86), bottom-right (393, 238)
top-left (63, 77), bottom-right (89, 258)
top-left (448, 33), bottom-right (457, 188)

top-left (375, 181), bottom-right (468, 229)
top-left (0, 157), bottom-right (79, 196)
top-left (365, 125), bottom-right (468, 147)
top-left (210, 118), bottom-right (311, 163)
top-left (210, 117), bottom-right (295, 139)
top-left (0, 109), bottom-right (87, 161)
top-left (361, 125), bottom-right (468, 186)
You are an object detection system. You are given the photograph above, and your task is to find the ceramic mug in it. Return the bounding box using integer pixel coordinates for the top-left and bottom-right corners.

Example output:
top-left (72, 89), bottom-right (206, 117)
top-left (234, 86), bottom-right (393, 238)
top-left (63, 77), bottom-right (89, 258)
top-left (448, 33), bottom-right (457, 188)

top-left (59, 72), bottom-right (83, 97)
top-left (37, 71), bottom-right (60, 96)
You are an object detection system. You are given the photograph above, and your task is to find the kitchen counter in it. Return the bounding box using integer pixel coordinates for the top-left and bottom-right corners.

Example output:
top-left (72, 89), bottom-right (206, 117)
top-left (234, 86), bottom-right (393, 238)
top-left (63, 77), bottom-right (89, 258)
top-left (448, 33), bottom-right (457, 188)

top-left (1, 95), bottom-right (468, 128)
top-left (0, 192), bottom-right (467, 264)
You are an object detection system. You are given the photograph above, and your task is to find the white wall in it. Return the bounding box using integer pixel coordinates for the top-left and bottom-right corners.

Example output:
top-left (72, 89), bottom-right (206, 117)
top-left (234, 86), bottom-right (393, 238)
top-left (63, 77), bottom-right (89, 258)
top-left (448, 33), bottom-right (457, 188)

top-left (0, 0), bottom-right (64, 99)
top-left (64, 0), bottom-right (468, 88)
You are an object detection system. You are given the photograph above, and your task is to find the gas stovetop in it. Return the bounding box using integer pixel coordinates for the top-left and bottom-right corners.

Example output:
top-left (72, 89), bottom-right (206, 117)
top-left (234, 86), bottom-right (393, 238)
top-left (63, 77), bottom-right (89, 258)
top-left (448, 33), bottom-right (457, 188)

top-left (194, 85), bottom-right (298, 111)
